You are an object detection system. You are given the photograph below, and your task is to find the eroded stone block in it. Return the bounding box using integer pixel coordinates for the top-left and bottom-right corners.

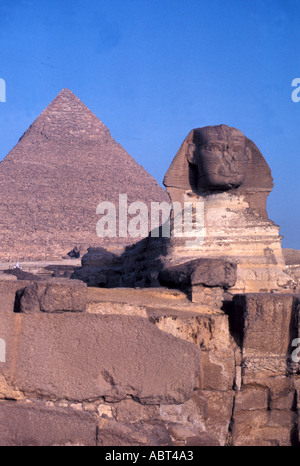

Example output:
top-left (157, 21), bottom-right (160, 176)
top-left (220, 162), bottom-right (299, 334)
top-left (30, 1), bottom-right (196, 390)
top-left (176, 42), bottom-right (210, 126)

top-left (158, 258), bottom-right (237, 291)
top-left (0, 400), bottom-right (97, 446)
top-left (232, 409), bottom-right (294, 446)
top-left (231, 294), bottom-right (296, 357)
top-left (1, 314), bottom-right (200, 404)
top-left (160, 389), bottom-right (234, 446)
top-left (97, 418), bottom-right (172, 446)
top-left (19, 279), bottom-right (87, 313)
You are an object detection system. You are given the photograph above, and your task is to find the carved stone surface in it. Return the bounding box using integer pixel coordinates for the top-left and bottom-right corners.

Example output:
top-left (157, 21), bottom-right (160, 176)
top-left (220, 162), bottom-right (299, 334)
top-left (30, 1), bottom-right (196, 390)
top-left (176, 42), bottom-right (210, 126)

top-left (0, 401), bottom-right (97, 446)
top-left (158, 258), bottom-right (237, 290)
top-left (19, 279), bottom-right (88, 313)
top-left (160, 125), bottom-right (295, 293)
top-left (164, 124), bottom-right (273, 218)
top-left (1, 282), bottom-right (300, 446)
top-left (0, 312), bottom-right (201, 404)
top-left (231, 294), bottom-right (296, 358)
top-left (185, 125), bottom-right (249, 190)
top-left (97, 418), bottom-right (172, 446)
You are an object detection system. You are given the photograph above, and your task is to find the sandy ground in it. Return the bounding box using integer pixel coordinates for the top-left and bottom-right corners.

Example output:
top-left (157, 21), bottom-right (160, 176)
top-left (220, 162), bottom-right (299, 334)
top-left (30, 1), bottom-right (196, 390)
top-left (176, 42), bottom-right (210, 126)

top-left (0, 259), bottom-right (81, 271)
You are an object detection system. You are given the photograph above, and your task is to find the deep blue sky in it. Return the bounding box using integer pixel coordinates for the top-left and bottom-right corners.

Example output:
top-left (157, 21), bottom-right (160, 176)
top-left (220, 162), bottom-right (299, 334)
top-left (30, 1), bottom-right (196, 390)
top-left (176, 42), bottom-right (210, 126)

top-left (0, 0), bottom-right (299, 248)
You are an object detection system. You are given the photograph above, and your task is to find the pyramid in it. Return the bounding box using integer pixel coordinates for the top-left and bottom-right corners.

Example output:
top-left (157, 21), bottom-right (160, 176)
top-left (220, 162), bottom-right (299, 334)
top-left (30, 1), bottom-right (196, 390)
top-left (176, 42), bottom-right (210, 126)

top-left (0, 89), bottom-right (169, 261)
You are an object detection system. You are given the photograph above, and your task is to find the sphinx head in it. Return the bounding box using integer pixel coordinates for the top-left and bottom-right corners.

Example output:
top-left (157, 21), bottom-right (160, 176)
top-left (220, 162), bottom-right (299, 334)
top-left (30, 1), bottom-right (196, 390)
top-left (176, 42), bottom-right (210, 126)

top-left (186, 125), bottom-right (249, 190)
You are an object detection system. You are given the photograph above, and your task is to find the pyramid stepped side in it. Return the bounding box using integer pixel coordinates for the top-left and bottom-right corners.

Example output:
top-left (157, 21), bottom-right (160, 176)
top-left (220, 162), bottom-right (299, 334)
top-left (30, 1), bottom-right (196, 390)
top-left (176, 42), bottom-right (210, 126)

top-left (17, 88), bottom-right (111, 145)
top-left (0, 89), bottom-right (169, 261)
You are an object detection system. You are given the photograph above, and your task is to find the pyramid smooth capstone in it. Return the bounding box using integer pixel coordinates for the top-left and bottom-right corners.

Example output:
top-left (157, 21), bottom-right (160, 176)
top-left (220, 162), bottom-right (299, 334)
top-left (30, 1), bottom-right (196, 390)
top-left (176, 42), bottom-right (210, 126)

top-left (0, 89), bottom-right (169, 261)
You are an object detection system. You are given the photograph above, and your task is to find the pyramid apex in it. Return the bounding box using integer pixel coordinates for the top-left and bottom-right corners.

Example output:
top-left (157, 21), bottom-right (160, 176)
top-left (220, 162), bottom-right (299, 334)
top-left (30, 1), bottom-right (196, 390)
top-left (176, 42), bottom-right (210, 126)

top-left (53, 88), bottom-right (82, 102)
top-left (57, 88), bottom-right (78, 97)
top-left (16, 88), bottom-right (110, 143)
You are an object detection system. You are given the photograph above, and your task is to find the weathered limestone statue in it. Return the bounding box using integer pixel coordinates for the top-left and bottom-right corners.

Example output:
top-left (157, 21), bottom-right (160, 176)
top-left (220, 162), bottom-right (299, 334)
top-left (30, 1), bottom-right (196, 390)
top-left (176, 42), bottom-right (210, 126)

top-left (162, 124), bottom-right (294, 293)
top-left (74, 124), bottom-right (296, 297)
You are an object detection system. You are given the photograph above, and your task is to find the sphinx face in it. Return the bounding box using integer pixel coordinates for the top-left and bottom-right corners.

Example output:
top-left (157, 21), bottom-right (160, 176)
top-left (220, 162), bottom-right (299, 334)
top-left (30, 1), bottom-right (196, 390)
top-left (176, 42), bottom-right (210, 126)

top-left (188, 125), bottom-right (249, 190)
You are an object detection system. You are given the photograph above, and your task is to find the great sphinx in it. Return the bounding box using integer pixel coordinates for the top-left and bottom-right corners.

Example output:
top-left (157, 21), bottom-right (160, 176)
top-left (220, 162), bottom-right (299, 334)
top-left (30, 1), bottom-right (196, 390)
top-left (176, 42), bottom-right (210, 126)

top-left (76, 124), bottom-right (295, 296)
top-left (161, 124), bottom-right (294, 294)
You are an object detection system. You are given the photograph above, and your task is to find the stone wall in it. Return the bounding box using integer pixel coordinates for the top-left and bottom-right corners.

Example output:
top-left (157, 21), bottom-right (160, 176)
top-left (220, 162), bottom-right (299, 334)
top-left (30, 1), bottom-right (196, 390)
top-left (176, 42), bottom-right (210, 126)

top-left (0, 280), bottom-right (299, 446)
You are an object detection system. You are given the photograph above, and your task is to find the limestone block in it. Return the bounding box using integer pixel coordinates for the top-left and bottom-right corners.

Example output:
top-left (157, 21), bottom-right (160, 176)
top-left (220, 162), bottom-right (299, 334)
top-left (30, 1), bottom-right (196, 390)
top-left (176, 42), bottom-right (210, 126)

top-left (97, 418), bottom-right (172, 446)
top-left (242, 357), bottom-right (289, 382)
top-left (185, 432), bottom-right (220, 446)
top-left (231, 294), bottom-right (295, 357)
top-left (166, 423), bottom-right (220, 446)
top-left (268, 377), bottom-right (296, 410)
top-left (190, 286), bottom-right (225, 307)
top-left (236, 376), bottom-right (296, 411)
top-left (1, 313), bottom-right (200, 404)
top-left (232, 410), bottom-right (293, 446)
top-left (0, 280), bottom-right (31, 313)
top-left (234, 387), bottom-right (268, 412)
top-left (158, 258), bottom-right (237, 291)
top-left (114, 399), bottom-right (160, 423)
top-left (0, 400), bottom-right (97, 446)
top-left (81, 247), bottom-right (117, 267)
top-left (198, 350), bottom-right (235, 392)
top-left (152, 312), bottom-right (234, 353)
top-left (19, 279), bottom-right (87, 313)
top-left (160, 389), bottom-right (234, 446)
